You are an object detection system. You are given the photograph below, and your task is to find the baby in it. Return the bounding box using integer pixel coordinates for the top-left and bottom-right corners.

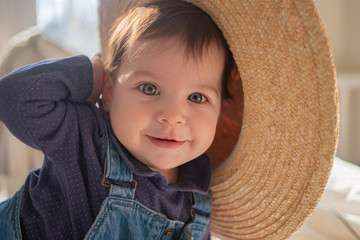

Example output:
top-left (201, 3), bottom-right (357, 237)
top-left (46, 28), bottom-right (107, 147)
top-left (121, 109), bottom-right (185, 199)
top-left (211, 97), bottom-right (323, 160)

top-left (0, 1), bottom-right (234, 239)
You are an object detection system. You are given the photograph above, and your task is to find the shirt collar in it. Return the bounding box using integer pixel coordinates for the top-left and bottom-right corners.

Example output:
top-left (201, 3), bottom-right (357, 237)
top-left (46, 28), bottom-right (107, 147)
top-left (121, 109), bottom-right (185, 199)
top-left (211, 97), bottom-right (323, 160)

top-left (101, 108), bottom-right (211, 193)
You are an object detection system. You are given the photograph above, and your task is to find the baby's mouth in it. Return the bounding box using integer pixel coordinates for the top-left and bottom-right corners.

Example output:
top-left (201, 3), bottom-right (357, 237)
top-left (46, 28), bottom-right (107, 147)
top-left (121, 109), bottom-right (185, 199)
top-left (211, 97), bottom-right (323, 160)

top-left (146, 136), bottom-right (186, 149)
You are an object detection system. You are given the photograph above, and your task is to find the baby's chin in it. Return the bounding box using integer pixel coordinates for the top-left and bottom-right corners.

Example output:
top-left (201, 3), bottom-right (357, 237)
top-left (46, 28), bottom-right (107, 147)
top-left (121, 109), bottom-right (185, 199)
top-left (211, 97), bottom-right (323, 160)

top-left (145, 160), bottom-right (182, 172)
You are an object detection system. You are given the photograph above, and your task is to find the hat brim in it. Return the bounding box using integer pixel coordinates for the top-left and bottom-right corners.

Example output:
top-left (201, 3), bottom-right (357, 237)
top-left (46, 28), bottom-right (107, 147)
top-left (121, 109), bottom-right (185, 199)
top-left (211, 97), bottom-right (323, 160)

top-left (99, 0), bottom-right (339, 239)
top-left (187, 0), bottom-right (338, 239)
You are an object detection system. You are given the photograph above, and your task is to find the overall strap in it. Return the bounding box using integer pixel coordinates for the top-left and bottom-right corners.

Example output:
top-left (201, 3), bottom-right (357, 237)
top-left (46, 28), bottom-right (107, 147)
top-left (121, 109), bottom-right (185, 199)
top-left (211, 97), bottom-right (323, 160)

top-left (102, 125), bottom-right (136, 199)
top-left (0, 188), bottom-right (22, 240)
top-left (191, 191), bottom-right (212, 226)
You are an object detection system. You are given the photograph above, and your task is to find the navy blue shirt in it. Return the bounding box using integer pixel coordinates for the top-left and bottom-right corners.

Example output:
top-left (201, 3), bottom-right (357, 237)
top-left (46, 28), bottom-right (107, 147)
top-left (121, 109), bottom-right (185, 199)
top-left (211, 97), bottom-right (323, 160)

top-left (0, 55), bottom-right (211, 239)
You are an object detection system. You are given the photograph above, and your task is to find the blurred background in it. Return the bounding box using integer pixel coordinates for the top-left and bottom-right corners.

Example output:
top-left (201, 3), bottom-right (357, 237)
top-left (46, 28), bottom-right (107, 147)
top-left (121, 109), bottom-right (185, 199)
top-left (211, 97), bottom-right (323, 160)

top-left (0, 0), bottom-right (360, 239)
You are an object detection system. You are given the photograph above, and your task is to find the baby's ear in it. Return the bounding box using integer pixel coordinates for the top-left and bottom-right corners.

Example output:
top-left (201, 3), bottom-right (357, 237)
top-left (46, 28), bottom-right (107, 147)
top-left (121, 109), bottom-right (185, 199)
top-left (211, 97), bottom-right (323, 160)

top-left (101, 75), bottom-right (113, 112)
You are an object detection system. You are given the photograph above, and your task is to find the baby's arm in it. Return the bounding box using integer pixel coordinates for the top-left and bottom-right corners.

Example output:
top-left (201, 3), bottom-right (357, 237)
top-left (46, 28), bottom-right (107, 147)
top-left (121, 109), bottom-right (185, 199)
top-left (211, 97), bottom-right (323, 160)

top-left (0, 55), bottom-right (100, 157)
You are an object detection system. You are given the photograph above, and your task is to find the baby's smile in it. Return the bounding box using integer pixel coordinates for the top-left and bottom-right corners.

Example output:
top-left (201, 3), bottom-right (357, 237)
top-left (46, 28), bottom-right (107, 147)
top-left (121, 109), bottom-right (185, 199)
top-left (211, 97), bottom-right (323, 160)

top-left (146, 135), bottom-right (187, 149)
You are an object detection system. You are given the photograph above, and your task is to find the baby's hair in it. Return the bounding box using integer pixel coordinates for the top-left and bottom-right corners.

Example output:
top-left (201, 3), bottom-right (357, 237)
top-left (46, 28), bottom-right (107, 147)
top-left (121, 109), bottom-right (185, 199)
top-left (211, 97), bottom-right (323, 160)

top-left (105, 0), bottom-right (234, 98)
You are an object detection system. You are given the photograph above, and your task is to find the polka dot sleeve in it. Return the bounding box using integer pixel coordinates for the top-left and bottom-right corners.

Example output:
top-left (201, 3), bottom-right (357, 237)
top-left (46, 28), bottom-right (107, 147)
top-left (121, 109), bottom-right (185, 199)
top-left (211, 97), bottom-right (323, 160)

top-left (0, 55), bottom-right (94, 158)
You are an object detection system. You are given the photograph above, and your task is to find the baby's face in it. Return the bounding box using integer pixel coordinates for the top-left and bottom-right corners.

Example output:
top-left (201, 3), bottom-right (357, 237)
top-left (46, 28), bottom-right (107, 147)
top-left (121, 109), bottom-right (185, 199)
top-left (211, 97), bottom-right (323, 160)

top-left (103, 38), bottom-right (224, 176)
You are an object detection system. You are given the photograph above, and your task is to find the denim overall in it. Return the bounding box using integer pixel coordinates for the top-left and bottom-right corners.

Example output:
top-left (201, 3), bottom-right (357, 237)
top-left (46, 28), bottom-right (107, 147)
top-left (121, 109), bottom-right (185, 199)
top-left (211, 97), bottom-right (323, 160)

top-left (0, 134), bottom-right (212, 240)
top-left (84, 134), bottom-right (212, 240)
top-left (0, 188), bottom-right (22, 239)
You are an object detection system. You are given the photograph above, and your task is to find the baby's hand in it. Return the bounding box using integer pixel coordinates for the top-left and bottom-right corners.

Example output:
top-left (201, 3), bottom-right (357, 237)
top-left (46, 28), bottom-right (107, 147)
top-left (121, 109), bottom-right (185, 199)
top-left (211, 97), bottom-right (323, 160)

top-left (88, 53), bottom-right (106, 103)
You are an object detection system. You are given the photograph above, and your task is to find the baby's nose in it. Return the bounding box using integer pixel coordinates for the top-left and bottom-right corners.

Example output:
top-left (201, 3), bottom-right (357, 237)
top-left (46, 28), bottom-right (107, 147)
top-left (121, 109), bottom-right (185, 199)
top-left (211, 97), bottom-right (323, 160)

top-left (156, 101), bottom-right (187, 125)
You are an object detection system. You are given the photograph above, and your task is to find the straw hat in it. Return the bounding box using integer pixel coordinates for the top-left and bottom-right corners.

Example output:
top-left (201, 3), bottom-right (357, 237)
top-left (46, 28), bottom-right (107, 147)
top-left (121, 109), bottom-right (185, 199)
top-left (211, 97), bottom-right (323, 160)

top-left (98, 0), bottom-right (339, 239)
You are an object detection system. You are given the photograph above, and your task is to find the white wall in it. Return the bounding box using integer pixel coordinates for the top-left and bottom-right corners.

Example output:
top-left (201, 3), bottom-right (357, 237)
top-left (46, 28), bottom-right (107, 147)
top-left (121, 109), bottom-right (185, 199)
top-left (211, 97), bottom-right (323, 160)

top-left (0, 0), bottom-right (36, 53)
top-left (316, 0), bottom-right (360, 73)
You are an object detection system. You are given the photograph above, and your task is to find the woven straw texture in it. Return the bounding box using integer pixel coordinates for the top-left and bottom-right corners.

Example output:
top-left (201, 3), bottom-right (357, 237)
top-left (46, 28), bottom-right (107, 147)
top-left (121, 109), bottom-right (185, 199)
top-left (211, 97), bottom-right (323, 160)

top-left (185, 0), bottom-right (338, 239)
top-left (99, 0), bottom-right (339, 239)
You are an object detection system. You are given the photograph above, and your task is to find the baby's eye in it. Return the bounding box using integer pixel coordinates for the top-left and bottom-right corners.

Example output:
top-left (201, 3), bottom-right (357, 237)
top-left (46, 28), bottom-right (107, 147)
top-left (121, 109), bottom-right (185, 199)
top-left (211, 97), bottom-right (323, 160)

top-left (139, 83), bottom-right (160, 95)
top-left (188, 93), bottom-right (207, 103)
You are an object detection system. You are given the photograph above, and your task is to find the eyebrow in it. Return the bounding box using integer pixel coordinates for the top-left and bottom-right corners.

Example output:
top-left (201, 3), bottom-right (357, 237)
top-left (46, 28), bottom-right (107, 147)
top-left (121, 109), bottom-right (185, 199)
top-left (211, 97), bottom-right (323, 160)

top-left (117, 70), bottom-right (160, 84)
top-left (197, 85), bottom-right (220, 98)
